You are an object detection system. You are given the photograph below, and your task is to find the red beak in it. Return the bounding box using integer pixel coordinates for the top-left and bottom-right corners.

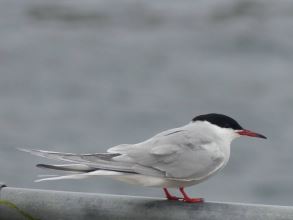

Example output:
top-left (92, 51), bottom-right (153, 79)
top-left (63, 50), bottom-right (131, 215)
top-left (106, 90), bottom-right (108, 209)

top-left (236, 129), bottom-right (267, 139)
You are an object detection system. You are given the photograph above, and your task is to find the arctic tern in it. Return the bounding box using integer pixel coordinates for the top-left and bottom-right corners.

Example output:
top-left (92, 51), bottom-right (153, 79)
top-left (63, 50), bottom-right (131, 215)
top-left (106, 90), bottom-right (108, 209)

top-left (20, 113), bottom-right (266, 203)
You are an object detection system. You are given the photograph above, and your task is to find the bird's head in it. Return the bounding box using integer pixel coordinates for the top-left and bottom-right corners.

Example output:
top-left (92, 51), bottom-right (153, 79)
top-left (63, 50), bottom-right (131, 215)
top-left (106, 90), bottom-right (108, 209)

top-left (192, 113), bottom-right (267, 140)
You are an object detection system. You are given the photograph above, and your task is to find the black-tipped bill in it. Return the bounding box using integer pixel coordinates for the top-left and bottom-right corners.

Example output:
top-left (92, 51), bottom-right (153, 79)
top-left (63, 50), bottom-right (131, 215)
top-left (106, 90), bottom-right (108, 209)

top-left (236, 129), bottom-right (267, 139)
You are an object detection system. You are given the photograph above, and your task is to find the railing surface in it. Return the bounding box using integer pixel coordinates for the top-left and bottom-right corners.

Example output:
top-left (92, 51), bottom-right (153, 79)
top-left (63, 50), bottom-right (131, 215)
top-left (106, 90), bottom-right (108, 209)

top-left (1, 183), bottom-right (293, 220)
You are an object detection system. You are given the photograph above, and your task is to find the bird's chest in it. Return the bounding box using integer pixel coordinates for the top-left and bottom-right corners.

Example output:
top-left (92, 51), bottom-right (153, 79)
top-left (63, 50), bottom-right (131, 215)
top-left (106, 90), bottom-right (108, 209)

top-left (207, 141), bottom-right (230, 168)
top-left (213, 140), bottom-right (230, 164)
top-left (185, 142), bottom-right (230, 180)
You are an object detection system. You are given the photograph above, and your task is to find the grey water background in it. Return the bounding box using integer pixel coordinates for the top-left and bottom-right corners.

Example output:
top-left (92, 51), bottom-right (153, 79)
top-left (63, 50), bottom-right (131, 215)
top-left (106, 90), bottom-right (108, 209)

top-left (1, 0), bottom-right (293, 206)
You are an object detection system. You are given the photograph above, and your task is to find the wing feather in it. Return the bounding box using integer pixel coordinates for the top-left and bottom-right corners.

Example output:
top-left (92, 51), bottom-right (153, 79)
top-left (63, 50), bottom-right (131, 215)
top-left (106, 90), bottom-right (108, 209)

top-left (19, 148), bottom-right (137, 173)
top-left (112, 127), bottom-right (224, 179)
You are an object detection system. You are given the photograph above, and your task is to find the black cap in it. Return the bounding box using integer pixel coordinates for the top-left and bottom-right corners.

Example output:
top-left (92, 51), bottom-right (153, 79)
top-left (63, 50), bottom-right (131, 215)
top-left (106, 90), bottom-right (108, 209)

top-left (192, 113), bottom-right (243, 130)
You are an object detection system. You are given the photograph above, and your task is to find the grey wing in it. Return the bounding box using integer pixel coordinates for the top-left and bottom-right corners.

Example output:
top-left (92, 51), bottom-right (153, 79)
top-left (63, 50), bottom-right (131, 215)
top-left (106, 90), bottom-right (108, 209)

top-left (19, 148), bottom-right (165, 176)
top-left (19, 128), bottom-right (224, 179)
top-left (152, 142), bottom-right (224, 179)
top-left (18, 148), bottom-right (137, 173)
top-left (109, 129), bottom-right (225, 179)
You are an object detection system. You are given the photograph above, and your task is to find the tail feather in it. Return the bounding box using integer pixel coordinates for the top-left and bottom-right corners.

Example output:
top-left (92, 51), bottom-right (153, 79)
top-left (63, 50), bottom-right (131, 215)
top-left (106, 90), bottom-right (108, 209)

top-left (36, 163), bottom-right (96, 172)
top-left (18, 148), bottom-right (120, 163)
top-left (35, 170), bottom-right (125, 182)
top-left (19, 148), bottom-right (165, 180)
top-left (19, 148), bottom-right (136, 173)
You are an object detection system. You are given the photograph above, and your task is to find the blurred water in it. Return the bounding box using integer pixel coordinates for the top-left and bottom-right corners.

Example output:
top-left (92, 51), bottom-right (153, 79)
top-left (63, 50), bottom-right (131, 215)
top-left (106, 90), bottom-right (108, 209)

top-left (1, 0), bottom-right (293, 206)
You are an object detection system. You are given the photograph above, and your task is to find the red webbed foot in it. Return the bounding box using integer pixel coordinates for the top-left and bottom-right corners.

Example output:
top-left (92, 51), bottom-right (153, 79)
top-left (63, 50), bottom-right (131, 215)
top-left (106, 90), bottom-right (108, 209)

top-left (163, 188), bottom-right (182, 201)
top-left (182, 197), bottom-right (204, 203)
top-left (179, 187), bottom-right (204, 203)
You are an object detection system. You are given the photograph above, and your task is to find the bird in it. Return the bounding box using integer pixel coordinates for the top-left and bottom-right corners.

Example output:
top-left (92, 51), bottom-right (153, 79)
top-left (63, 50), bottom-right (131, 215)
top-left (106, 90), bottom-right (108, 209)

top-left (19, 113), bottom-right (266, 203)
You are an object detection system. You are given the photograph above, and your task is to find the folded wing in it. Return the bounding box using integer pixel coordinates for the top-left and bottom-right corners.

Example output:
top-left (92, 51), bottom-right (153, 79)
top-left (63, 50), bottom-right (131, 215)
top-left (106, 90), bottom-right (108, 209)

top-left (19, 126), bottom-right (224, 181)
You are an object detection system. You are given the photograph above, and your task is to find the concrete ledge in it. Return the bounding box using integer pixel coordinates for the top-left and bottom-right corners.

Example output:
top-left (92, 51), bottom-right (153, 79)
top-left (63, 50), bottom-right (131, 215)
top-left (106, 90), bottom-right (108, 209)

top-left (0, 187), bottom-right (293, 220)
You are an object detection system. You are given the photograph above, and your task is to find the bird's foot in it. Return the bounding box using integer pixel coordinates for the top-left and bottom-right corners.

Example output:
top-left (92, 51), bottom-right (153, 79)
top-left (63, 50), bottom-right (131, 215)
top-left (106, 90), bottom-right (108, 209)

top-left (167, 195), bottom-right (182, 201)
top-left (182, 197), bottom-right (204, 203)
top-left (163, 188), bottom-right (182, 201)
top-left (179, 187), bottom-right (204, 203)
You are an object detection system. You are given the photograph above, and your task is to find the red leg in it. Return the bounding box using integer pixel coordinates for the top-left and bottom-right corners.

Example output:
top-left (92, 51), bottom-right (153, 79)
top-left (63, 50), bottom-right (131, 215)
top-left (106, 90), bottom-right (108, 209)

top-left (163, 188), bottom-right (181, 201)
top-left (179, 187), bottom-right (204, 203)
